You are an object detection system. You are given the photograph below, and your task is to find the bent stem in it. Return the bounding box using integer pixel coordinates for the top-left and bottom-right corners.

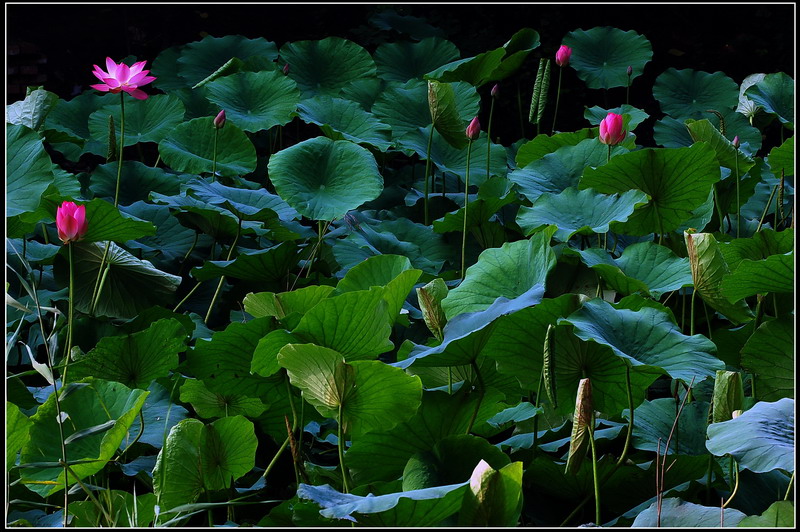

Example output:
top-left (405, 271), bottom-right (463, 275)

top-left (461, 138), bottom-right (474, 279)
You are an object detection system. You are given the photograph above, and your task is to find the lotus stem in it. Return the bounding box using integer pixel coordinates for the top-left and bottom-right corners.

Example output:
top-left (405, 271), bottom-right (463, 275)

top-left (756, 185), bottom-right (779, 232)
top-left (465, 360), bottom-right (486, 435)
top-left (63, 243), bottom-right (74, 383)
top-left (90, 260), bottom-right (112, 317)
top-left (424, 125), bottom-right (435, 225)
top-left (734, 150), bottom-right (740, 238)
top-left (113, 93), bottom-right (125, 208)
top-left (205, 218), bottom-right (242, 323)
top-left (722, 458), bottom-right (739, 508)
top-left (551, 66), bottom-right (563, 135)
top-left (588, 412), bottom-right (601, 525)
top-left (212, 127), bottom-right (219, 181)
top-left (487, 97), bottom-right (495, 182)
top-left (461, 138), bottom-right (473, 279)
top-left (784, 472), bottom-right (794, 501)
top-left (338, 402), bottom-right (351, 493)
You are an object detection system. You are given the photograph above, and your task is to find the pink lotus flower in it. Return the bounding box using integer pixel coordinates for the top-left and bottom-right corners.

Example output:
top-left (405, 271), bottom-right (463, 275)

top-left (90, 57), bottom-right (156, 100)
top-left (466, 116), bottom-right (481, 140)
top-left (555, 45), bottom-right (572, 67)
top-left (56, 201), bottom-right (89, 245)
top-left (598, 112), bottom-right (627, 146)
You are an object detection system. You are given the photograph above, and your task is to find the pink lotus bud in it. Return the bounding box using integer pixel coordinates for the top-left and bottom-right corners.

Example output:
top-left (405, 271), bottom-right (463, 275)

top-left (466, 116), bottom-right (481, 140)
top-left (555, 45), bottom-right (572, 67)
top-left (598, 112), bottom-right (627, 146)
top-left (213, 110), bottom-right (226, 129)
top-left (732, 135), bottom-right (740, 149)
top-left (627, 65), bottom-right (633, 76)
top-left (283, 63), bottom-right (290, 75)
top-left (491, 83), bottom-right (500, 99)
top-left (56, 201), bottom-right (89, 245)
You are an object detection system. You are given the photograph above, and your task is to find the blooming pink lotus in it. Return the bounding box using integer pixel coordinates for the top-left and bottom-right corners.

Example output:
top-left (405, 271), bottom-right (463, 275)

top-left (598, 112), bottom-right (627, 146)
top-left (90, 57), bottom-right (157, 100)
top-left (56, 201), bottom-right (89, 245)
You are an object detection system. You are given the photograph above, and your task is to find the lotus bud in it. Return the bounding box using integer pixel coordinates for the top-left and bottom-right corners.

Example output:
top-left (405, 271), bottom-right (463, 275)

top-left (555, 45), bottom-right (572, 67)
top-left (732, 135), bottom-right (740, 149)
top-left (283, 63), bottom-right (290, 75)
top-left (213, 109), bottom-right (226, 129)
top-left (466, 116), bottom-right (481, 141)
top-left (598, 112), bottom-right (627, 146)
top-left (491, 83), bottom-right (500, 99)
top-left (627, 65), bottom-right (633, 77)
top-left (56, 201), bottom-right (89, 245)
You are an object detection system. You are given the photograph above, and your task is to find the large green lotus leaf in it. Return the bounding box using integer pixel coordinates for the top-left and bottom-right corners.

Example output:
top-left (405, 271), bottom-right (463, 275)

top-left (563, 26), bottom-right (653, 89)
top-left (628, 398), bottom-right (711, 456)
top-left (633, 498), bottom-right (746, 527)
top-left (740, 317), bottom-right (794, 402)
top-left (6, 402), bottom-right (31, 471)
top-left (280, 36), bottom-right (376, 97)
top-left (268, 136), bottom-right (382, 221)
top-left (205, 70), bottom-right (300, 132)
top-left (653, 116), bottom-right (694, 149)
top-left (244, 285), bottom-right (335, 322)
top-left (297, 95), bottom-right (393, 151)
top-left (7, 124), bottom-right (55, 217)
top-left (516, 187), bottom-right (648, 241)
top-left (425, 28), bottom-right (540, 87)
top-left (87, 94), bottom-right (185, 149)
top-left (515, 128), bottom-right (596, 168)
top-left (374, 37), bottom-right (460, 82)
top-left (58, 241), bottom-right (181, 319)
top-left (335, 254), bottom-right (421, 323)
top-left (338, 78), bottom-right (384, 111)
top-left (182, 178), bottom-right (299, 224)
top-left (19, 379), bottom-right (148, 497)
top-left (745, 72), bottom-right (794, 128)
top-left (90, 161), bottom-right (190, 206)
top-left (707, 398), bottom-right (794, 473)
top-left (738, 501), bottom-right (794, 528)
top-left (686, 118), bottom-right (755, 173)
top-left (149, 45), bottom-right (185, 91)
top-left (373, 79), bottom-right (479, 141)
top-left (403, 435), bottom-right (511, 491)
top-left (68, 319), bottom-right (187, 389)
top-left (560, 298), bottom-right (723, 383)
top-left (121, 202), bottom-right (213, 265)
top-left (580, 143), bottom-right (721, 236)
top-left (334, 219), bottom-right (452, 276)
top-left (292, 287), bottom-right (394, 360)
top-left (191, 243), bottom-right (298, 284)
top-left (509, 138), bottom-right (621, 203)
top-left (576, 241), bottom-right (693, 299)
top-left (441, 226), bottom-right (556, 319)
top-left (584, 104), bottom-right (650, 131)
top-left (720, 252), bottom-right (794, 301)
top-left (158, 117), bottom-right (257, 178)
top-left (176, 35), bottom-right (278, 88)
top-left (396, 285), bottom-right (545, 370)
top-left (44, 91), bottom-right (108, 143)
top-left (185, 317), bottom-right (275, 397)
top-left (459, 461), bottom-right (523, 527)
top-left (153, 416), bottom-right (258, 512)
top-left (250, 329), bottom-right (299, 379)
top-left (684, 232), bottom-right (754, 325)
top-left (278, 344), bottom-right (422, 438)
top-left (171, 86), bottom-right (218, 120)
top-left (346, 388), bottom-right (487, 483)
top-left (399, 126), bottom-right (508, 187)
top-left (653, 68), bottom-right (739, 120)
top-left (6, 87), bottom-right (59, 131)
top-left (298, 481), bottom-right (468, 527)
top-left (179, 378), bottom-right (267, 420)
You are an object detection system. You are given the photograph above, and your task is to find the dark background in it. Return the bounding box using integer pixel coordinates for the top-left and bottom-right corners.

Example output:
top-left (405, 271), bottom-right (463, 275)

top-left (7, 2), bottom-right (795, 146)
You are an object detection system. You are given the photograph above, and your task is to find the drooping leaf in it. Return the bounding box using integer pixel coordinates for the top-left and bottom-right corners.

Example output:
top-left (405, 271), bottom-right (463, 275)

top-left (712, 370), bottom-right (745, 423)
top-left (706, 398), bottom-right (794, 473)
top-left (459, 460), bottom-right (523, 526)
top-left (6, 87), bottom-right (59, 131)
top-left (427, 80), bottom-right (469, 150)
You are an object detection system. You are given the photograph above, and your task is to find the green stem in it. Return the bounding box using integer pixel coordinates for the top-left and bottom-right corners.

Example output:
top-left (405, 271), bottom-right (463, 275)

top-left (205, 218), bottom-right (242, 323)
top-left (89, 242), bottom-right (112, 316)
top-left (722, 458), bottom-right (739, 508)
top-left (713, 183), bottom-right (726, 233)
top-left (756, 185), bottom-right (779, 232)
top-left (90, 261), bottom-right (111, 317)
top-left (588, 413), bottom-right (601, 525)
top-left (734, 151), bottom-right (740, 238)
top-left (784, 472), bottom-right (794, 501)
top-left (465, 361), bottom-right (485, 435)
top-left (487, 98), bottom-right (495, 182)
top-left (423, 125), bottom-right (435, 225)
top-left (338, 403), bottom-right (351, 493)
top-left (690, 287), bottom-right (697, 336)
top-left (607, 144), bottom-right (611, 164)
top-left (113, 93), bottom-right (126, 207)
top-left (173, 281), bottom-right (202, 313)
top-left (63, 462), bottom-right (114, 526)
top-left (63, 243), bottom-right (74, 382)
top-left (212, 127), bottom-right (219, 181)
top-left (461, 139), bottom-right (473, 279)
top-left (551, 67), bottom-right (563, 135)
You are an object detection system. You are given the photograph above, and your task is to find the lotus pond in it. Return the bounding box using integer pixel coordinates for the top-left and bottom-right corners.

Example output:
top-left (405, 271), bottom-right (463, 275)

top-left (5, 6), bottom-right (795, 528)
